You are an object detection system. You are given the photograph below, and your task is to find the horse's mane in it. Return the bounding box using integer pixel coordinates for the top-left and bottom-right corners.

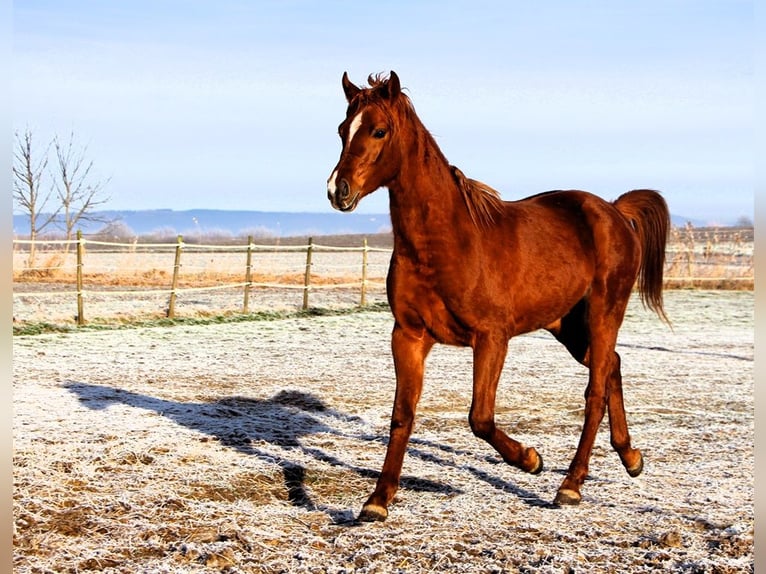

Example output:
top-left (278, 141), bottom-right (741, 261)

top-left (366, 73), bottom-right (389, 89)
top-left (348, 73), bottom-right (414, 112)
top-left (450, 166), bottom-right (504, 228)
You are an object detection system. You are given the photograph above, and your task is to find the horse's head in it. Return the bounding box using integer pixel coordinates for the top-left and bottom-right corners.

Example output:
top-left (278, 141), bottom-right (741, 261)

top-left (327, 71), bottom-right (404, 212)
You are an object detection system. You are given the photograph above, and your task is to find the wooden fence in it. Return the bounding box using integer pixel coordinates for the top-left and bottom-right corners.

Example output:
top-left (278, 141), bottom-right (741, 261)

top-left (12, 228), bottom-right (754, 326)
top-left (12, 233), bottom-right (391, 325)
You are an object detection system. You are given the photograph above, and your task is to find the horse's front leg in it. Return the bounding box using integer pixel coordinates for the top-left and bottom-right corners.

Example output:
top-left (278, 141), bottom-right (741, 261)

top-left (469, 332), bottom-right (543, 474)
top-left (358, 324), bottom-right (434, 522)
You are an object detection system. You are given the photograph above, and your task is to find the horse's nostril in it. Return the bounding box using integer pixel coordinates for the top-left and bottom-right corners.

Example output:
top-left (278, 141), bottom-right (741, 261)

top-left (338, 179), bottom-right (350, 200)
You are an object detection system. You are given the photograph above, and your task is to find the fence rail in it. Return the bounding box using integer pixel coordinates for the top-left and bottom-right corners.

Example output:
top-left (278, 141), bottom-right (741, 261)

top-left (12, 230), bottom-right (753, 326)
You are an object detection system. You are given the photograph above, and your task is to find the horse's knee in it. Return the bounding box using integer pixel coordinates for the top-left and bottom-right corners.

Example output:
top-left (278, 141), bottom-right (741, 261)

top-left (390, 416), bottom-right (414, 436)
top-left (389, 406), bottom-right (417, 435)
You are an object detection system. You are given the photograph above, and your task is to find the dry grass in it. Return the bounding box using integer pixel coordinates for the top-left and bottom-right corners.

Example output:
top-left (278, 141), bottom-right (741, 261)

top-left (664, 226), bottom-right (753, 289)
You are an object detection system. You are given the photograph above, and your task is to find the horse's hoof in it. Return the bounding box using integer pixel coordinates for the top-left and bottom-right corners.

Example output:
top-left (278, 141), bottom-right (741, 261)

top-left (527, 449), bottom-right (544, 475)
top-left (626, 452), bottom-right (644, 478)
top-left (553, 488), bottom-right (581, 506)
top-left (358, 503), bottom-right (388, 522)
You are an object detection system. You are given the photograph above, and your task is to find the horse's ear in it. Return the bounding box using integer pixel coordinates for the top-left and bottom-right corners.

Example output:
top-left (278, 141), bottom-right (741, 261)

top-left (385, 71), bottom-right (401, 99)
top-left (342, 72), bottom-right (360, 102)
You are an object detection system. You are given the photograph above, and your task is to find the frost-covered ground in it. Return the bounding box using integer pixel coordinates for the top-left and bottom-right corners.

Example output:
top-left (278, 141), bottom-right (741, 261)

top-left (13, 290), bottom-right (753, 573)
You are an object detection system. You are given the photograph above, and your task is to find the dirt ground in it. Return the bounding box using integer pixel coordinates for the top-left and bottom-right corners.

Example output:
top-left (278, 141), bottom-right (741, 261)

top-left (13, 290), bottom-right (753, 573)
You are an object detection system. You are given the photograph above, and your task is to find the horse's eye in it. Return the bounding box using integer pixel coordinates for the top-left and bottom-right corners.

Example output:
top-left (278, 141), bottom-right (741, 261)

top-left (373, 128), bottom-right (387, 139)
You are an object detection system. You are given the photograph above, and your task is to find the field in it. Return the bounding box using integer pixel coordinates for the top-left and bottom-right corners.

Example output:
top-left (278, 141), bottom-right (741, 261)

top-left (12, 289), bottom-right (754, 573)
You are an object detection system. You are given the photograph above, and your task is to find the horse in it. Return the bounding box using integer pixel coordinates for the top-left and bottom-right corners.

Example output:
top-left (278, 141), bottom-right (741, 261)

top-left (326, 71), bottom-right (670, 522)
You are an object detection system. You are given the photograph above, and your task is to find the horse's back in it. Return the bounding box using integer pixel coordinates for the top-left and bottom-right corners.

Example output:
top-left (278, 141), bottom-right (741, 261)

top-left (514, 189), bottom-right (627, 223)
top-left (508, 189), bottom-right (639, 258)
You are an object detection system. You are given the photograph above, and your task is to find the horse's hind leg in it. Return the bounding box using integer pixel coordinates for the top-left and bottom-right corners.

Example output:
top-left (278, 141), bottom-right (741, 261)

top-left (605, 352), bottom-right (644, 477)
top-left (548, 299), bottom-right (642, 505)
top-left (469, 332), bottom-right (543, 474)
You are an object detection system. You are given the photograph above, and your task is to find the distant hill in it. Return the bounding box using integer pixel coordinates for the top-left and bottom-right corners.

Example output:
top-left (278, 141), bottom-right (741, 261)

top-left (12, 208), bottom-right (719, 239)
top-left (12, 209), bottom-right (393, 239)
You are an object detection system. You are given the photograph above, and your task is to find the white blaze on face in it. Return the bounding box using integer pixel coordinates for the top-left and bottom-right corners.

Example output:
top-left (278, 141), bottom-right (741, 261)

top-left (327, 111), bottom-right (364, 195)
top-left (327, 169), bottom-right (339, 194)
top-left (347, 111), bottom-right (364, 144)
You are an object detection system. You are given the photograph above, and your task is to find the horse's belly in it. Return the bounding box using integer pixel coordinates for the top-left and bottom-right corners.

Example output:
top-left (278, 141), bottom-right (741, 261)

top-left (500, 273), bottom-right (591, 334)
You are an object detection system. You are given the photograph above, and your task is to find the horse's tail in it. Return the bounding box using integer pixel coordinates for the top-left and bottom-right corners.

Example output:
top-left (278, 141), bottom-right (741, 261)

top-left (613, 189), bottom-right (671, 324)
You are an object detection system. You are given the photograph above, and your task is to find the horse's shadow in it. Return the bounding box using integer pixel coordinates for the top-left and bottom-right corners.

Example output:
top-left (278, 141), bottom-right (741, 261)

top-left (63, 381), bottom-right (551, 522)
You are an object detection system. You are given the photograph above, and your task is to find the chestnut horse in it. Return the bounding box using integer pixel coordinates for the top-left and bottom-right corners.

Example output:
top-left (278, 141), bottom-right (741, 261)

top-left (327, 71), bottom-right (669, 521)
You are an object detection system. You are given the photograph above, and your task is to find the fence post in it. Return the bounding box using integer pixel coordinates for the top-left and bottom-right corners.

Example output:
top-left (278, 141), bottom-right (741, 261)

top-left (243, 235), bottom-right (253, 313)
top-left (76, 230), bottom-right (85, 325)
top-left (167, 235), bottom-right (183, 318)
top-left (302, 237), bottom-right (313, 310)
top-left (360, 237), bottom-right (368, 307)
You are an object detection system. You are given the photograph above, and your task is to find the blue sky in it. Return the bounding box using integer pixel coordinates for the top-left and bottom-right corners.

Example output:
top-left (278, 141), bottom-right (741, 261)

top-left (13, 1), bottom-right (753, 224)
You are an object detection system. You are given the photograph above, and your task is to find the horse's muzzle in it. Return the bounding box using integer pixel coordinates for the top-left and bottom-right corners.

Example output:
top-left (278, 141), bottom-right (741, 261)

top-left (327, 177), bottom-right (357, 212)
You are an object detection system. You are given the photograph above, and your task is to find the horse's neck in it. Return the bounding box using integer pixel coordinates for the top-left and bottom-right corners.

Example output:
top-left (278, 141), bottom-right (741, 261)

top-left (387, 150), bottom-right (466, 258)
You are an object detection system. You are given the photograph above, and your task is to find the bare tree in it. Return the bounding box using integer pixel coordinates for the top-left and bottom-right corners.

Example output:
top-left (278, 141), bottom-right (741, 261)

top-left (13, 128), bottom-right (59, 265)
top-left (51, 131), bottom-right (111, 243)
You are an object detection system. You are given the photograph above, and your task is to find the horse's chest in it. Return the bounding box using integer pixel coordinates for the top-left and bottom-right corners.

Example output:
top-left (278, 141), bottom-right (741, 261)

top-left (387, 256), bottom-right (476, 346)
